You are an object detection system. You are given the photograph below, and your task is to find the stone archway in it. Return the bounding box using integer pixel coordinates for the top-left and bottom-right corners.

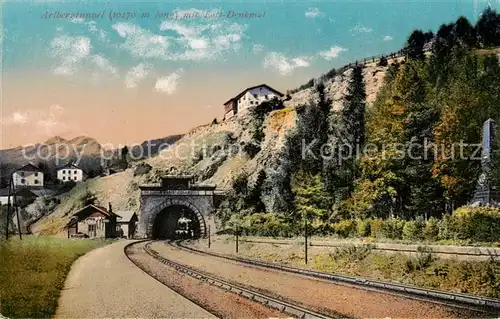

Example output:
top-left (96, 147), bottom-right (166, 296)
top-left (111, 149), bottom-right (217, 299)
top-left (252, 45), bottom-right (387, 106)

top-left (137, 176), bottom-right (221, 239)
top-left (147, 199), bottom-right (207, 239)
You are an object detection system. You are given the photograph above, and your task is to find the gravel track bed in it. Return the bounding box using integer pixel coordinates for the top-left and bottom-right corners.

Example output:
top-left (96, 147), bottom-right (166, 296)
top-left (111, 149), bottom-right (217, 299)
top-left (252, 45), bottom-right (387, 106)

top-left (151, 241), bottom-right (482, 319)
top-left (127, 242), bottom-right (287, 319)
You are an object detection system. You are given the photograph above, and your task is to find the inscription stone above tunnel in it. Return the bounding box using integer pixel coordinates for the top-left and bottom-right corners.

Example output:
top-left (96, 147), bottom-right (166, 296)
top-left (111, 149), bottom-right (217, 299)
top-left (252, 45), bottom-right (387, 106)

top-left (137, 175), bottom-right (223, 239)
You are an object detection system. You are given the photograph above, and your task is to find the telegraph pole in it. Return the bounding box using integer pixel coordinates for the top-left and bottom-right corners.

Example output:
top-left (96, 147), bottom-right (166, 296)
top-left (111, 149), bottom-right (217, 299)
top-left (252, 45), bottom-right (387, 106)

top-left (5, 176), bottom-right (12, 240)
top-left (208, 225), bottom-right (211, 248)
top-left (304, 213), bottom-right (308, 265)
top-left (235, 224), bottom-right (239, 253)
top-left (14, 186), bottom-right (21, 240)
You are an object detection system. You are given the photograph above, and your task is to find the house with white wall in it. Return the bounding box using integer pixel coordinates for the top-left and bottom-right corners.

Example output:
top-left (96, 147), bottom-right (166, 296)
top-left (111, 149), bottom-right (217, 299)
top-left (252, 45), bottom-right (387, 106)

top-left (224, 84), bottom-right (284, 119)
top-left (57, 163), bottom-right (86, 183)
top-left (12, 163), bottom-right (44, 187)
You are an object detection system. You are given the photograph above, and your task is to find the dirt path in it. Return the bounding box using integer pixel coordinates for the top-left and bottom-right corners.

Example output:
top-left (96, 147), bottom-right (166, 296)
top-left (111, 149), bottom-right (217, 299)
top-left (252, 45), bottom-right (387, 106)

top-left (151, 241), bottom-right (481, 319)
top-left (55, 240), bottom-right (215, 318)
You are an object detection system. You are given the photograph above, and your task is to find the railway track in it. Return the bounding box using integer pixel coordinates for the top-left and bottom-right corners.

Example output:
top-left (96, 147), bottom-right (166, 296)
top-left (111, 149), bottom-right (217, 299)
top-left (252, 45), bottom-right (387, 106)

top-left (125, 240), bottom-right (339, 319)
top-left (174, 240), bottom-right (500, 316)
top-left (239, 238), bottom-right (500, 259)
top-left (124, 240), bottom-right (220, 318)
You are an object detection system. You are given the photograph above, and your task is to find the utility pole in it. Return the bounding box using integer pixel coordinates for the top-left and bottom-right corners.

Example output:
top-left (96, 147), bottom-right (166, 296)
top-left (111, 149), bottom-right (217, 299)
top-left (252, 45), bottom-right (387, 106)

top-left (208, 225), bottom-right (211, 248)
top-left (235, 224), bottom-right (239, 254)
top-left (304, 213), bottom-right (308, 265)
top-left (14, 185), bottom-right (21, 240)
top-left (5, 176), bottom-right (11, 240)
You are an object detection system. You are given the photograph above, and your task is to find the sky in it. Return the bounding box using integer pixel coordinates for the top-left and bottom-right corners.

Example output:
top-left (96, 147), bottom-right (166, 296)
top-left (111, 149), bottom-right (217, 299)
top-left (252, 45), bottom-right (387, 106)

top-left (2, 0), bottom-right (500, 149)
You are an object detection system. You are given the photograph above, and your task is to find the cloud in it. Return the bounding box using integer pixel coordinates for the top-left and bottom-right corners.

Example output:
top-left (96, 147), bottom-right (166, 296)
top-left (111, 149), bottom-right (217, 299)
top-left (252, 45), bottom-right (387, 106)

top-left (2, 105), bottom-right (67, 136)
top-left (50, 35), bottom-right (91, 75)
top-left (263, 52), bottom-right (312, 75)
top-left (252, 44), bottom-right (264, 53)
top-left (2, 112), bottom-right (28, 126)
top-left (36, 105), bottom-right (68, 136)
top-left (319, 46), bottom-right (347, 60)
top-left (125, 63), bottom-right (152, 88)
top-left (351, 25), bottom-right (373, 34)
top-left (91, 55), bottom-right (119, 77)
top-left (155, 69), bottom-right (183, 94)
top-left (70, 18), bottom-right (109, 42)
top-left (159, 13), bottom-right (246, 61)
top-left (305, 8), bottom-right (324, 18)
top-left (112, 9), bottom-right (246, 62)
top-left (87, 21), bottom-right (108, 42)
top-left (49, 33), bottom-right (118, 79)
top-left (113, 22), bottom-right (170, 59)
top-left (383, 35), bottom-right (393, 41)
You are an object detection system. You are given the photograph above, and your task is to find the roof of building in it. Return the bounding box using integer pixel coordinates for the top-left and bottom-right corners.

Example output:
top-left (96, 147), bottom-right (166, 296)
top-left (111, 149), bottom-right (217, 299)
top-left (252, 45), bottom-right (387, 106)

top-left (116, 211), bottom-right (137, 223)
top-left (0, 187), bottom-right (41, 197)
top-left (14, 163), bottom-right (43, 173)
top-left (57, 163), bottom-right (88, 176)
top-left (0, 188), bottom-right (10, 197)
top-left (71, 204), bottom-right (119, 219)
top-left (223, 84), bottom-right (284, 105)
top-left (57, 163), bottom-right (82, 170)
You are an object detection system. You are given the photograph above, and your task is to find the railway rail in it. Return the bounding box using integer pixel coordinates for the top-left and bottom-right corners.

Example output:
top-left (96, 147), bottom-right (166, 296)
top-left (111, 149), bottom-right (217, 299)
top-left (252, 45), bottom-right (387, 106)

top-left (238, 238), bottom-right (500, 259)
top-left (125, 240), bottom-right (339, 319)
top-left (123, 240), bottom-right (219, 318)
top-left (175, 240), bottom-right (500, 315)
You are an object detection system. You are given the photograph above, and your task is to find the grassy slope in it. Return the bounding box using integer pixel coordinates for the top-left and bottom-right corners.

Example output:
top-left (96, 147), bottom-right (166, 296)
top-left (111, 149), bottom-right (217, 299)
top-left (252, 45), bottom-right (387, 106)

top-left (0, 236), bottom-right (111, 318)
top-left (33, 108), bottom-right (296, 236)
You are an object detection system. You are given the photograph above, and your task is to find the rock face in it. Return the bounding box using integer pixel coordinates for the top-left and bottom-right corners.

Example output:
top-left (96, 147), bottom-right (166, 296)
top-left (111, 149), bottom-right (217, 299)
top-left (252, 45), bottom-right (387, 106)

top-left (284, 60), bottom-right (395, 111)
top-left (32, 61), bottom-right (393, 235)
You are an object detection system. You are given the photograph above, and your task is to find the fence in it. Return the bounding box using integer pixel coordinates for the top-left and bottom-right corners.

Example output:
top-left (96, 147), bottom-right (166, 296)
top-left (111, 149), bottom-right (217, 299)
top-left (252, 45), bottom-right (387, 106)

top-left (287, 46), bottom-right (412, 95)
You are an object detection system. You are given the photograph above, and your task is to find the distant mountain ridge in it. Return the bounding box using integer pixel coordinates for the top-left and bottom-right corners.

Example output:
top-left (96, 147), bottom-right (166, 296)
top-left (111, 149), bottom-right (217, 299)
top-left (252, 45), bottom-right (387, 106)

top-left (0, 134), bottom-right (183, 186)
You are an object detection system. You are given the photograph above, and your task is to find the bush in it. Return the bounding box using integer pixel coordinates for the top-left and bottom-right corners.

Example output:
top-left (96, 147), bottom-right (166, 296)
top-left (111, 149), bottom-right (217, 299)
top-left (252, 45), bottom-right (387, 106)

top-left (438, 213), bottom-right (457, 240)
top-left (356, 219), bottom-right (371, 237)
top-left (382, 217), bottom-right (405, 239)
top-left (453, 206), bottom-right (500, 242)
top-left (369, 218), bottom-right (385, 238)
top-left (332, 220), bottom-right (356, 238)
top-left (378, 56), bottom-right (388, 67)
top-left (424, 217), bottom-right (439, 241)
top-left (133, 162), bottom-right (152, 176)
top-left (402, 218), bottom-right (425, 241)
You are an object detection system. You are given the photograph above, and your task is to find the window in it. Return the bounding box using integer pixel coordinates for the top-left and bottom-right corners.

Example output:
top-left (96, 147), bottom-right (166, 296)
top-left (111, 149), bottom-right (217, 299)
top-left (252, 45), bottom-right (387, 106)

top-left (34, 180), bottom-right (39, 184)
top-left (34, 172), bottom-right (38, 177)
top-left (265, 95), bottom-right (268, 99)
top-left (63, 176), bottom-right (66, 181)
top-left (62, 170), bottom-right (66, 174)
top-left (20, 172), bottom-right (25, 177)
top-left (88, 224), bottom-right (96, 233)
top-left (250, 101), bottom-right (254, 105)
top-left (253, 94), bottom-right (257, 99)
top-left (74, 170), bottom-right (78, 174)
top-left (74, 176), bottom-right (77, 180)
top-left (21, 178), bottom-right (25, 184)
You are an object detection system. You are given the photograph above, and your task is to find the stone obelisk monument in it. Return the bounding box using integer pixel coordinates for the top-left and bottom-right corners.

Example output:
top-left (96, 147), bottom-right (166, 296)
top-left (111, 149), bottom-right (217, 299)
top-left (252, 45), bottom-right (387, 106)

top-left (471, 118), bottom-right (500, 207)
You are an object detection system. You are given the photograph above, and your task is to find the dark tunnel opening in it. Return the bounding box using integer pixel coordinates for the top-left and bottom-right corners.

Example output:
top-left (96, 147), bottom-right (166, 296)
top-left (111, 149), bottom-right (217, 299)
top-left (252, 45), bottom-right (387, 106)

top-left (152, 205), bottom-right (201, 240)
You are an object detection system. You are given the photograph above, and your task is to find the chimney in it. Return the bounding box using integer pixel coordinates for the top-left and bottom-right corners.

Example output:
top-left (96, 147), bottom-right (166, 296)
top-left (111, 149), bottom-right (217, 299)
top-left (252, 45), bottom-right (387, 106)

top-left (108, 202), bottom-right (112, 214)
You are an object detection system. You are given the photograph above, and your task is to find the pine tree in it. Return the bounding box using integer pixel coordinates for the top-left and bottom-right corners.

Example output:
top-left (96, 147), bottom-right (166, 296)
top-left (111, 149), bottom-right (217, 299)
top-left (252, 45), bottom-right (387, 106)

top-left (292, 170), bottom-right (331, 223)
top-left (477, 7), bottom-right (500, 47)
top-left (406, 30), bottom-right (427, 60)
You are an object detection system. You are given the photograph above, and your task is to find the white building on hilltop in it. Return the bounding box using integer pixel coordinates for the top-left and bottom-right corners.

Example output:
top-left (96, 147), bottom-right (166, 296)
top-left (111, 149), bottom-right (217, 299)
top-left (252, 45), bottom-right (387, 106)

top-left (223, 84), bottom-right (284, 119)
top-left (12, 163), bottom-right (44, 187)
top-left (57, 163), bottom-right (86, 183)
